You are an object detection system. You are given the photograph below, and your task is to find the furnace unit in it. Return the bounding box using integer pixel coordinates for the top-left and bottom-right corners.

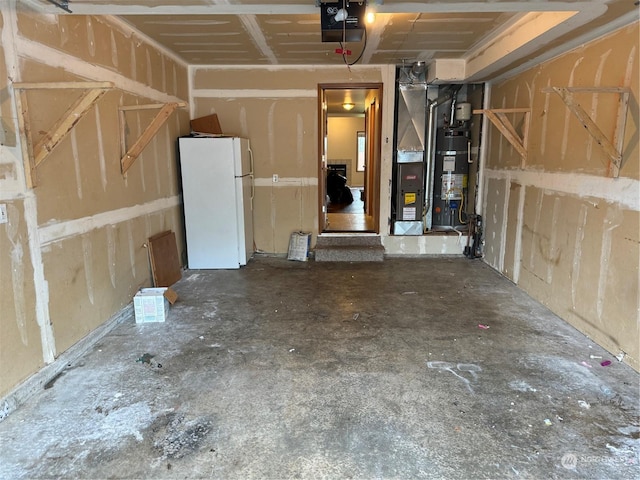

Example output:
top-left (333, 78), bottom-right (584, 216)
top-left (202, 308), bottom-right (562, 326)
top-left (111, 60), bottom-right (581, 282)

top-left (396, 162), bottom-right (424, 224)
top-left (392, 65), bottom-right (428, 236)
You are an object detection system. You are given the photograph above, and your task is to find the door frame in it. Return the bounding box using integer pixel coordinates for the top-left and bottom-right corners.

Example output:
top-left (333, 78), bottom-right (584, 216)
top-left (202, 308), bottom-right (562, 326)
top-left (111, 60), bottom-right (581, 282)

top-left (317, 82), bottom-right (383, 234)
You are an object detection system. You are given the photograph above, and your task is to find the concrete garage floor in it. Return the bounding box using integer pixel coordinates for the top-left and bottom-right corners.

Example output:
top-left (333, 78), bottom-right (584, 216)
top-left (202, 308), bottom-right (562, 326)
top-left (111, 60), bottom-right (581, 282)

top-left (0, 256), bottom-right (638, 479)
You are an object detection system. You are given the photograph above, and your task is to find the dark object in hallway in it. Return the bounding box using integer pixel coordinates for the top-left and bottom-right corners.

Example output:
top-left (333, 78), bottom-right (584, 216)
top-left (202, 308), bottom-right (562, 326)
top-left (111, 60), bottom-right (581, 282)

top-left (327, 187), bottom-right (364, 215)
top-left (327, 170), bottom-right (353, 205)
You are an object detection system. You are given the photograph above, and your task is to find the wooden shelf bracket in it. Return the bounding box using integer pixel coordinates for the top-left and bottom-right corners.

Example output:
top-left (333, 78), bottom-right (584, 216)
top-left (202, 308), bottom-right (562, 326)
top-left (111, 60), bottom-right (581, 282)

top-left (119, 102), bottom-right (187, 174)
top-left (12, 81), bottom-right (114, 188)
top-left (542, 86), bottom-right (631, 177)
top-left (473, 108), bottom-right (531, 166)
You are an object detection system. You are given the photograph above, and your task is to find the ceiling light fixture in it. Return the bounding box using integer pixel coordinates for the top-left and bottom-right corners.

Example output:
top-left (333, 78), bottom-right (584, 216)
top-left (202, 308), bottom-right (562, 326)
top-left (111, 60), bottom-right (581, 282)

top-left (343, 102), bottom-right (356, 111)
top-left (366, 11), bottom-right (376, 24)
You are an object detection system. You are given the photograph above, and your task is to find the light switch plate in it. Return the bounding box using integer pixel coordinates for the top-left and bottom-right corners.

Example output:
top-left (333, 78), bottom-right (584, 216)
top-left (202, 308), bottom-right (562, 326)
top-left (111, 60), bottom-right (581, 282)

top-left (0, 204), bottom-right (7, 224)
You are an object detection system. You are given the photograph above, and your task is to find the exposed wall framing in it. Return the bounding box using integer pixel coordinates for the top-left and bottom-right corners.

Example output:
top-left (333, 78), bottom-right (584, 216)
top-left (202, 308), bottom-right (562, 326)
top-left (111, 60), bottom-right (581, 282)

top-left (12, 81), bottom-right (114, 188)
top-left (118, 102), bottom-right (187, 174)
top-left (474, 108), bottom-right (531, 166)
top-left (542, 86), bottom-right (631, 177)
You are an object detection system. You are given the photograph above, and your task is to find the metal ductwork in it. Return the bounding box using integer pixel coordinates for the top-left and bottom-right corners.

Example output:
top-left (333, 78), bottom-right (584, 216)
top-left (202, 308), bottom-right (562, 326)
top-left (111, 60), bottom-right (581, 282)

top-left (393, 62), bottom-right (428, 235)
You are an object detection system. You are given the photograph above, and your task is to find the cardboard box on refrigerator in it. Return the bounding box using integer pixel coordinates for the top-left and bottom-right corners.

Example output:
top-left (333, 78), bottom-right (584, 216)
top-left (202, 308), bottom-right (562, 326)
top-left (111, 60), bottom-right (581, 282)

top-left (190, 114), bottom-right (223, 135)
top-left (134, 287), bottom-right (177, 323)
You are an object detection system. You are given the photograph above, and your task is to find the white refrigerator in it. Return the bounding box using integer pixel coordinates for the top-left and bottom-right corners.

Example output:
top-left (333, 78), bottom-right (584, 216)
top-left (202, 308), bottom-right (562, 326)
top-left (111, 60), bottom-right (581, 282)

top-left (178, 136), bottom-right (254, 269)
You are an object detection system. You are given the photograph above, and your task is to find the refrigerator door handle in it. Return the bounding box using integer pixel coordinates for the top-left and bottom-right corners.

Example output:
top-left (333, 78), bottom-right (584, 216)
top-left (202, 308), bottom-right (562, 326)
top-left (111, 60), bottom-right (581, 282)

top-left (248, 144), bottom-right (254, 175)
top-left (250, 174), bottom-right (255, 200)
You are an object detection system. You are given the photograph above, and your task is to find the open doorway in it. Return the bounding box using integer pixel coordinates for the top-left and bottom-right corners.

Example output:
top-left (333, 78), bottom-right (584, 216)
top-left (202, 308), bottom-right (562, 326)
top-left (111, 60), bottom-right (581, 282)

top-left (318, 83), bottom-right (382, 234)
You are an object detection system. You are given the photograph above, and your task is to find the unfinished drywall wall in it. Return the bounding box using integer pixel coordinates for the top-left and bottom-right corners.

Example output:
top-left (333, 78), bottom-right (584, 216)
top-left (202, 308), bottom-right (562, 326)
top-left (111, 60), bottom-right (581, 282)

top-left (0, 5), bottom-right (190, 402)
top-left (482, 23), bottom-right (639, 370)
top-left (0, 7), bottom-right (46, 402)
top-left (191, 65), bottom-right (391, 253)
top-left (327, 116), bottom-right (365, 187)
top-left (0, 197), bottom-right (43, 400)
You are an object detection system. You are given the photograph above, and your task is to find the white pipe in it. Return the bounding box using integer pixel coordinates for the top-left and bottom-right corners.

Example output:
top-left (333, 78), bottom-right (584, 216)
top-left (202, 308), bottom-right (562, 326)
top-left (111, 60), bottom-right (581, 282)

top-left (424, 99), bottom-right (438, 231)
top-left (424, 87), bottom-right (457, 231)
top-left (424, 91), bottom-right (445, 230)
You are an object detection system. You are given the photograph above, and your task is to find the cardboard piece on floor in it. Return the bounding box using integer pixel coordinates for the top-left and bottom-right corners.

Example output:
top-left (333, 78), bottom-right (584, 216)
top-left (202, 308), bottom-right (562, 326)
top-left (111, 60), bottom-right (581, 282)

top-left (164, 288), bottom-right (178, 305)
top-left (148, 230), bottom-right (181, 288)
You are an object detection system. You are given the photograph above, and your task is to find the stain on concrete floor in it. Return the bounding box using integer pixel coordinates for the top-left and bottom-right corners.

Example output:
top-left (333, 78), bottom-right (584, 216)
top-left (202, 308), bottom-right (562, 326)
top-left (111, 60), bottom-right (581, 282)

top-left (0, 256), bottom-right (638, 479)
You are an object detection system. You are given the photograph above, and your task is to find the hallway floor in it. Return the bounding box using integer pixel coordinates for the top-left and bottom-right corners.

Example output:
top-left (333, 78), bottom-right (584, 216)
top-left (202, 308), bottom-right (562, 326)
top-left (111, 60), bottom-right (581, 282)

top-left (326, 212), bottom-right (375, 232)
top-left (1, 256), bottom-right (638, 479)
top-left (326, 188), bottom-right (375, 232)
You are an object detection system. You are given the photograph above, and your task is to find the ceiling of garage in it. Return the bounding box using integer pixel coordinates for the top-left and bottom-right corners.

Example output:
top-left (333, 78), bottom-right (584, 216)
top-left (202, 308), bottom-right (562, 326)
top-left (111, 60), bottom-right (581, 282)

top-left (21, 0), bottom-right (638, 81)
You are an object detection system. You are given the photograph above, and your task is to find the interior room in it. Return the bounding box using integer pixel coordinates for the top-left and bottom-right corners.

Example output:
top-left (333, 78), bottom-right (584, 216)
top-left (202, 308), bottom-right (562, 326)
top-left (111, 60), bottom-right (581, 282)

top-left (0, 0), bottom-right (638, 477)
top-left (324, 86), bottom-right (376, 232)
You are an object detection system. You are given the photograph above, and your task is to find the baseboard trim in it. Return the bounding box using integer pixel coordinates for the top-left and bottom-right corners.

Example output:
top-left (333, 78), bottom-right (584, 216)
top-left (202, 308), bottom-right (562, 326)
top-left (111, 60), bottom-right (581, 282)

top-left (0, 304), bottom-right (133, 421)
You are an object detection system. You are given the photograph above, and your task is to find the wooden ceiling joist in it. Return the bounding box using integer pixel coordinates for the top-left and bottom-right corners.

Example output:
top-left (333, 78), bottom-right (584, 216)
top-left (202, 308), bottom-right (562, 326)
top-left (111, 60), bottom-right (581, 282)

top-left (119, 102), bottom-right (187, 174)
top-left (474, 108), bottom-right (531, 165)
top-left (542, 86), bottom-right (631, 177)
top-left (12, 81), bottom-right (114, 188)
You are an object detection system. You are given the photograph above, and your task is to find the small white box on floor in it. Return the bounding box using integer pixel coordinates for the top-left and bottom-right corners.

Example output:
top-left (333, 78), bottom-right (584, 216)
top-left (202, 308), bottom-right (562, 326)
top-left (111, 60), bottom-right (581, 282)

top-left (134, 288), bottom-right (169, 323)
